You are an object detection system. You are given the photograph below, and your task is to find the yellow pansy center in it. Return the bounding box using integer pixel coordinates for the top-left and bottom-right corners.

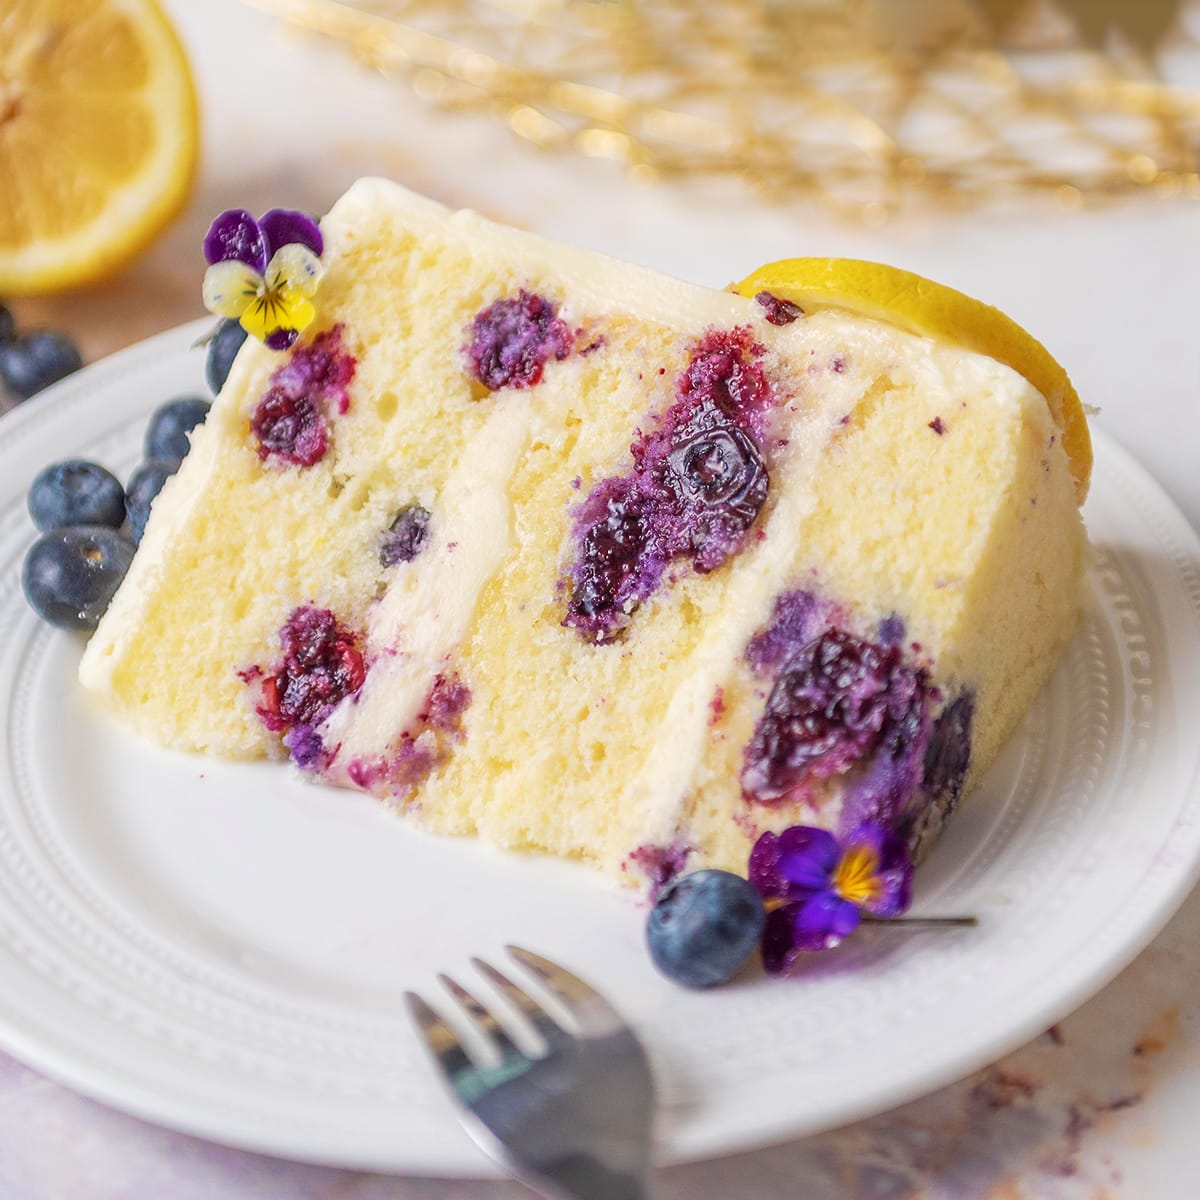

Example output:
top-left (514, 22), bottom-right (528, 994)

top-left (832, 845), bottom-right (882, 907)
top-left (201, 242), bottom-right (323, 344)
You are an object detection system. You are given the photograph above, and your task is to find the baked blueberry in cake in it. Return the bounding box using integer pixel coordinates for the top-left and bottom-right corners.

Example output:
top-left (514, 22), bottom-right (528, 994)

top-left (79, 179), bottom-right (1090, 894)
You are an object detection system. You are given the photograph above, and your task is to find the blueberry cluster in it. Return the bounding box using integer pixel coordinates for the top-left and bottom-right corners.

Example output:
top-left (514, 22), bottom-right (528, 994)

top-left (17, 322), bottom-right (247, 633)
top-left (22, 393), bottom-right (211, 631)
top-left (249, 324), bottom-right (354, 467)
top-left (564, 328), bottom-right (773, 642)
top-left (127, 395), bottom-right (212, 542)
top-left (742, 628), bottom-right (929, 804)
top-left (255, 605), bottom-right (366, 735)
top-left (0, 301), bottom-right (83, 403)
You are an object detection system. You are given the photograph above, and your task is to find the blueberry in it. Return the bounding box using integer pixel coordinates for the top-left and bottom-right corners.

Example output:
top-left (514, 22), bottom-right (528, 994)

top-left (205, 318), bottom-right (248, 394)
top-left (144, 396), bottom-right (210, 467)
top-left (0, 331), bottom-right (83, 401)
top-left (565, 489), bottom-right (655, 639)
top-left (125, 458), bottom-right (177, 544)
top-left (264, 605), bottom-right (367, 730)
top-left (922, 692), bottom-right (975, 805)
top-left (466, 291), bottom-right (572, 391)
top-left (379, 504), bottom-right (431, 566)
top-left (646, 870), bottom-right (766, 988)
top-left (22, 526), bottom-right (135, 631)
top-left (251, 387), bottom-right (328, 466)
top-left (0, 303), bottom-right (14, 344)
top-left (28, 460), bottom-right (126, 532)
top-left (741, 629), bottom-right (926, 803)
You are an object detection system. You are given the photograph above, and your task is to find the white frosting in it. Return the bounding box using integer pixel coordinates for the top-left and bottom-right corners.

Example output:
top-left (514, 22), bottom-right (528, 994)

top-left (320, 402), bottom-right (532, 769)
top-left (615, 359), bottom-right (851, 849)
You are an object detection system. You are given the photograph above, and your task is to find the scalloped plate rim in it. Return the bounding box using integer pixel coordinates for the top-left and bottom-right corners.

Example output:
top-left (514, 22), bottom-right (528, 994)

top-left (0, 323), bottom-right (1198, 1176)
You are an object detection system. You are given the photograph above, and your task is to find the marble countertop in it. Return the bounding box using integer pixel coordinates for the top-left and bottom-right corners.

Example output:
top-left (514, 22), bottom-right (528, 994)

top-left (3, 1), bottom-right (1200, 1195)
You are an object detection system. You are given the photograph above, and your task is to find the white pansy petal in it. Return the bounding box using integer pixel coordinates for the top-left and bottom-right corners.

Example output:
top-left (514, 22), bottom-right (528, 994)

top-left (202, 260), bottom-right (261, 318)
top-left (265, 243), bottom-right (324, 298)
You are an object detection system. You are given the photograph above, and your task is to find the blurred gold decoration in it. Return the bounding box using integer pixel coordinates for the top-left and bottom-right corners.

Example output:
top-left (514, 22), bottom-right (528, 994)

top-left (248, 0), bottom-right (1200, 219)
top-left (980, 0), bottom-right (1181, 54)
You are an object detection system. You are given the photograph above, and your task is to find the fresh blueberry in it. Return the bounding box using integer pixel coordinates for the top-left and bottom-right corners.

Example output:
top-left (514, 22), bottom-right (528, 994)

top-left (646, 869), bottom-right (766, 988)
top-left (0, 331), bottom-right (83, 401)
top-left (22, 526), bottom-right (135, 631)
top-left (205, 318), bottom-right (248, 394)
top-left (125, 458), bottom-right (177, 544)
top-left (143, 396), bottom-right (210, 467)
top-left (28, 460), bottom-right (126, 532)
top-left (0, 302), bottom-right (14, 344)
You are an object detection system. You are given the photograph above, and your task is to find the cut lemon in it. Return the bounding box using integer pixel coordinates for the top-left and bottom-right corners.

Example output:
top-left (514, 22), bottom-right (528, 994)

top-left (0, 0), bottom-right (199, 295)
top-left (734, 258), bottom-right (1092, 503)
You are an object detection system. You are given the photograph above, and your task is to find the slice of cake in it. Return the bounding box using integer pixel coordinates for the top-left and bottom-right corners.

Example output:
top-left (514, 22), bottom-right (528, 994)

top-left (79, 178), bottom-right (1090, 889)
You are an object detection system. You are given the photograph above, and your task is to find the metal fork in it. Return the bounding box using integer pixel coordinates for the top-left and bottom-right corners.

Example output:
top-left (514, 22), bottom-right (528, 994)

top-left (405, 945), bottom-right (656, 1200)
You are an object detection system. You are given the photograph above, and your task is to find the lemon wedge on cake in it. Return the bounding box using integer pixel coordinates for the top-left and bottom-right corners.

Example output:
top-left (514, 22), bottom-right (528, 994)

top-left (732, 258), bottom-right (1092, 503)
top-left (0, 0), bottom-right (198, 295)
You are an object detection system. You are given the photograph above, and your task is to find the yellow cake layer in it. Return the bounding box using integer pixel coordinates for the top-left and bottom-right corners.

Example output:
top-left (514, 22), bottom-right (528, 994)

top-left (79, 179), bottom-right (1088, 883)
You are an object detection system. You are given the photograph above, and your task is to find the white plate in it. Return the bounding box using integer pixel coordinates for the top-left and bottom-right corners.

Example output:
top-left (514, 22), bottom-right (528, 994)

top-left (1, 320), bottom-right (1199, 1177)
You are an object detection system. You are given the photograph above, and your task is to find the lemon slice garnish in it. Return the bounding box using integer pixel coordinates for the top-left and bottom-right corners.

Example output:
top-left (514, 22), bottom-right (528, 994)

top-left (735, 258), bottom-right (1092, 503)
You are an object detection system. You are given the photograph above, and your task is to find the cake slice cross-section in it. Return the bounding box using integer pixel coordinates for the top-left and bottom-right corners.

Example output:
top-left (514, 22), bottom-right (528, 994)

top-left (79, 178), bottom-right (1090, 888)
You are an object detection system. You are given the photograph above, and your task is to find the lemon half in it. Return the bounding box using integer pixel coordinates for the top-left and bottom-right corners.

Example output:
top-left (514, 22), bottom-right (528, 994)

top-left (734, 258), bottom-right (1092, 503)
top-left (0, 0), bottom-right (199, 295)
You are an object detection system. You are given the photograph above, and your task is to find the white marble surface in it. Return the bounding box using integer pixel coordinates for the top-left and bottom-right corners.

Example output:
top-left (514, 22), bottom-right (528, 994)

top-left (4, 0), bottom-right (1200, 1194)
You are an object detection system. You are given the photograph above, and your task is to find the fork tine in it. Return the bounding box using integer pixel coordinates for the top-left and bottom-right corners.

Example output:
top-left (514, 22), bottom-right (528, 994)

top-left (438, 973), bottom-right (524, 1060)
top-left (404, 990), bottom-right (475, 1079)
top-left (505, 945), bottom-right (624, 1024)
top-left (471, 957), bottom-right (569, 1047)
top-left (410, 953), bottom-right (655, 1197)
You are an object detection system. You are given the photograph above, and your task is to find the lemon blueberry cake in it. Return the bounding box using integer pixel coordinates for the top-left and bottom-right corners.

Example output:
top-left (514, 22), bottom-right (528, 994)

top-left (78, 178), bottom-right (1090, 890)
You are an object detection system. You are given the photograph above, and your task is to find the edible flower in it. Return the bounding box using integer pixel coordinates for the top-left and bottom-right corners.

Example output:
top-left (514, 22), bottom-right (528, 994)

top-left (202, 208), bottom-right (324, 350)
top-left (749, 823), bottom-right (912, 975)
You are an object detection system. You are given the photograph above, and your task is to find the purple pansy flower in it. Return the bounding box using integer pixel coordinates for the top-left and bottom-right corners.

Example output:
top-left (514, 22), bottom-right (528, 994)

top-left (202, 208), bottom-right (325, 350)
top-left (749, 823), bottom-right (912, 975)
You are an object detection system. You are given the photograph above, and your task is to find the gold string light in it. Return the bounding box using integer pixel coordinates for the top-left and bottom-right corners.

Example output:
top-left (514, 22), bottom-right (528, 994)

top-left (247, 0), bottom-right (1200, 220)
